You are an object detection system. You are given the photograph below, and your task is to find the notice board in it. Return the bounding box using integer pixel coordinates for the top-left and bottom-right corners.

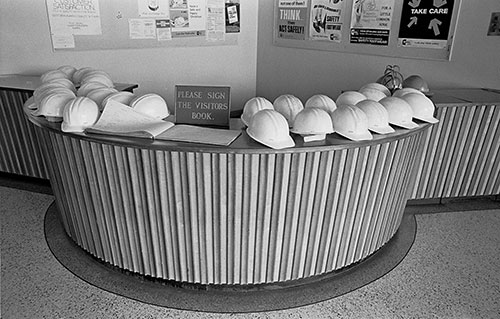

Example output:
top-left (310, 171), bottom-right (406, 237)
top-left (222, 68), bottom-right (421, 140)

top-left (45, 0), bottom-right (240, 51)
top-left (274, 0), bottom-right (461, 61)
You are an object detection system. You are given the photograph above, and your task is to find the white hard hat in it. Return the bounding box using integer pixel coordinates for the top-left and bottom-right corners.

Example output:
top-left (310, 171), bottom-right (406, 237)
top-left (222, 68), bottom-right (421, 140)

top-left (241, 97), bottom-right (274, 126)
top-left (40, 69), bottom-right (69, 83)
top-left (57, 65), bottom-right (77, 79)
top-left (80, 70), bottom-right (114, 88)
top-left (32, 91), bottom-right (75, 121)
top-left (400, 93), bottom-right (439, 124)
top-left (356, 99), bottom-right (395, 134)
top-left (101, 91), bottom-right (136, 109)
top-left (392, 87), bottom-right (425, 98)
top-left (72, 67), bottom-right (95, 85)
top-left (330, 104), bottom-right (373, 141)
top-left (273, 94), bottom-right (304, 127)
top-left (61, 97), bottom-right (100, 133)
top-left (304, 94), bottom-right (337, 112)
top-left (246, 109), bottom-right (295, 149)
top-left (33, 83), bottom-right (76, 105)
top-left (77, 81), bottom-right (108, 97)
top-left (129, 93), bottom-right (169, 119)
top-left (359, 82), bottom-right (391, 97)
top-left (358, 87), bottom-right (386, 102)
top-left (378, 96), bottom-right (419, 129)
top-left (43, 77), bottom-right (76, 91)
top-left (86, 87), bottom-right (119, 110)
top-left (291, 107), bottom-right (334, 135)
top-left (336, 91), bottom-right (367, 107)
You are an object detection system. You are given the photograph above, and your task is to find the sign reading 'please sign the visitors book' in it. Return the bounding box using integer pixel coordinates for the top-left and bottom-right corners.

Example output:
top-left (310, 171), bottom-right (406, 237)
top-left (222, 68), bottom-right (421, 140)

top-left (175, 85), bottom-right (231, 127)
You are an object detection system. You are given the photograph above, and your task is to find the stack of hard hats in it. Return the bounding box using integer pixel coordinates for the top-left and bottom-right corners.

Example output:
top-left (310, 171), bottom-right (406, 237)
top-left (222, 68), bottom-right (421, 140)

top-left (273, 94), bottom-right (304, 127)
top-left (129, 93), bottom-right (169, 119)
top-left (246, 109), bottom-right (295, 149)
top-left (291, 107), bottom-right (334, 142)
top-left (241, 97), bottom-right (274, 126)
top-left (86, 87), bottom-right (119, 110)
top-left (304, 94), bottom-right (337, 113)
top-left (61, 97), bottom-right (100, 133)
top-left (330, 104), bottom-right (373, 141)
top-left (101, 91), bottom-right (136, 109)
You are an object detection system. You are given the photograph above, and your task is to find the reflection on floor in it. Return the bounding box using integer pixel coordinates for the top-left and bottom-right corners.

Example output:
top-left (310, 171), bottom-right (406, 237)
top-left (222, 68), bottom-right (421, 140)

top-left (1, 174), bottom-right (500, 318)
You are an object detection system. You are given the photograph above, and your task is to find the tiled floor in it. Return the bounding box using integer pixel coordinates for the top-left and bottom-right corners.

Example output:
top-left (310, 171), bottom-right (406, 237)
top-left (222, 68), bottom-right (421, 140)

top-left (1, 178), bottom-right (500, 318)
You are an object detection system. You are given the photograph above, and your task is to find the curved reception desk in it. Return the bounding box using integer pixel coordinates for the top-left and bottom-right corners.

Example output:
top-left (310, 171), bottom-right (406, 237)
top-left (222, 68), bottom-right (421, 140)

top-left (24, 101), bottom-right (430, 286)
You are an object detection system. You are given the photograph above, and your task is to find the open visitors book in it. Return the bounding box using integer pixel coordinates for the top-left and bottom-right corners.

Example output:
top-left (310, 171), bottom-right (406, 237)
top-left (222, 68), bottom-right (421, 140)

top-left (85, 100), bottom-right (241, 146)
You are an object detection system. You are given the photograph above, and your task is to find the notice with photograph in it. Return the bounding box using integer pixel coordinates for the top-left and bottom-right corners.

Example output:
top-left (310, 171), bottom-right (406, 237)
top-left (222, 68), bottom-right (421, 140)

top-left (138, 0), bottom-right (169, 17)
top-left (350, 0), bottom-right (394, 46)
top-left (277, 0), bottom-right (308, 40)
top-left (309, 0), bottom-right (344, 42)
top-left (170, 0), bottom-right (207, 37)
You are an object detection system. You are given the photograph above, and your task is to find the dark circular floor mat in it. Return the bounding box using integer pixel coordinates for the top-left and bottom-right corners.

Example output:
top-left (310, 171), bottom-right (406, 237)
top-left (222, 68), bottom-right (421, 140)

top-left (44, 202), bottom-right (416, 313)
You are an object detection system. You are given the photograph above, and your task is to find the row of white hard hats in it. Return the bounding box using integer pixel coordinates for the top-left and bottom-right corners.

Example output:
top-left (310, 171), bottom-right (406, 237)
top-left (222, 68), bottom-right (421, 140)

top-left (242, 83), bottom-right (439, 149)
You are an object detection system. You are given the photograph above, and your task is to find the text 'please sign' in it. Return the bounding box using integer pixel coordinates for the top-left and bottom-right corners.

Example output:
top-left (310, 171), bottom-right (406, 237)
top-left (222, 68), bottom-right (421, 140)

top-left (175, 85), bottom-right (231, 127)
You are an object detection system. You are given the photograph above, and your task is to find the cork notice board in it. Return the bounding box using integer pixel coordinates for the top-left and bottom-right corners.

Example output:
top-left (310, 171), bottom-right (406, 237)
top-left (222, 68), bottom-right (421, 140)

top-left (274, 0), bottom-right (461, 61)
top-left (45, 0), bottom-right (240, 51)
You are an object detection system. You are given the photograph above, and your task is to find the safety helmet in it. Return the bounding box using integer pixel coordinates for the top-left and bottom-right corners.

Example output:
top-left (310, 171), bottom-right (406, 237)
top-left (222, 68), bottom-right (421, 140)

top-left (359, 82), bottom-right (391, 97)
top-left (61, 97), bottom-right (100, 133)
top-left (102, 91), bottom-right (136, 109)
top-left (32, 91), bottom-right (75, 121)
top-left (330, 104), bottom-right (373, 141)
top-left (77, 81), bottom-right (108, 97)
top-left (72, 67), bottom-right (96, 85)
top-left (392, 87), bottom-right (425, 98)
top-left (129, 93), bottom-right (169, 119)
top-left (402, 75), bottom-right (429, 94)
top-left (378, 97), bottom-right (419, 129)
top-left (246, 109), bottom-right (295, 149)
top-left (273, 94), bottom-right (304, 127)
top-left (304, 94), bottom-right (337, 112)
top-left (335, 91), bottom-right (367, 107)
top-left (40, 69), bottom-right (69, 83)
top-left (356, 99), bottom-right (395, 134)
top-left (241, 97), bottom-right (274, 126)
top-left (358, 87), bottom-right (386, 102)
top-left (57, 65), bottom-right (77, 79)
top-left (86, 87), bottom-right (119, 110)
top-left (400, 93), bottom-right (439, 124)
top-left (80, 70), bottom-right (114, 88)
top-left (33, 83), bottom-right (76, 106)
top-left (291, 107), bottom-right (334, 135)
top-left (43, 78), bottom-right (76, 91)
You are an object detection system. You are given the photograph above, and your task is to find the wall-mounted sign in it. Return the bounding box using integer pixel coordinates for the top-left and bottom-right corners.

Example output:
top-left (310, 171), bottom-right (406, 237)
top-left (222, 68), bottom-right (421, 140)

top-left (398, 0), bottom-right (455, 49)
top-left (175, 85), bottom-right (231, 127)
top-left (310, 0), bottom-right (345, 42)
top-left (277, 0), bottom-right (308, 40)
top-left (349, 0), bottom-right (395, 46)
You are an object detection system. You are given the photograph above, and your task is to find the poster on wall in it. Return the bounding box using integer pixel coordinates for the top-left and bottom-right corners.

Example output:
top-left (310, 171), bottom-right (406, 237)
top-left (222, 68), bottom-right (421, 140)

top-left (398, 0), bottom-right (455, 49)
top-left (276, 0), bottom-right (308, 40)
top-left (46, 0), bottom-right (102, 35)
top-left (225, 0), bottom-right (240, 33)
top-left (309, 0), bottom-right (344, 42)
top-left (349, 0), bottom-right (394, 46)
top-left (138, 0), bottom-right (169, 17)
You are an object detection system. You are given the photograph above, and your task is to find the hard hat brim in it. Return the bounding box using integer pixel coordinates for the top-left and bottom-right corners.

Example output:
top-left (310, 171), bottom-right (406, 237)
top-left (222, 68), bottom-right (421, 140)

top-left (336, 130), bottom-right (373, 141)
top-left (414, 115), bottom-right (439, 124)
top-left (247, 129), bottom-right (295, 150)
top-left (369, 125), bottom-right (395, 135)
top-left (61, 122), bottom-right (85, 133)
top-left (389, 120), bottom-right (419, 130)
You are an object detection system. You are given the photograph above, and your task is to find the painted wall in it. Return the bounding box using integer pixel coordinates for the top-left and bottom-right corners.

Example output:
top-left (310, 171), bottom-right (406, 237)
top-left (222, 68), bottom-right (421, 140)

top-left (256, 1), bottom-right (500, 103)
top-left (0, 1), bottom-right (259, 111)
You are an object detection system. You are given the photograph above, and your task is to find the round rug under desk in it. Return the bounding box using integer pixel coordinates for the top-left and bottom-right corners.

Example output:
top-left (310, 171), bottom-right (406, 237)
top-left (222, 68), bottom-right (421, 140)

top-left (44, 202), bottom-right (416, 313)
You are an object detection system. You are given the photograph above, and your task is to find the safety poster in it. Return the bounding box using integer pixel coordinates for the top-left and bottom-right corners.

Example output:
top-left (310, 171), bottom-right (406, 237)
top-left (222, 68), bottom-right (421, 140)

top-left (274, 0), bottom-right (461, 60)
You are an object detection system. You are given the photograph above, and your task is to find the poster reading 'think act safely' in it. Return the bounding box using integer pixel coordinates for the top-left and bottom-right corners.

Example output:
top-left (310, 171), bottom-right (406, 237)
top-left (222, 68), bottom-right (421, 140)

top-left (277, 0), bottom-right (308, 40)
